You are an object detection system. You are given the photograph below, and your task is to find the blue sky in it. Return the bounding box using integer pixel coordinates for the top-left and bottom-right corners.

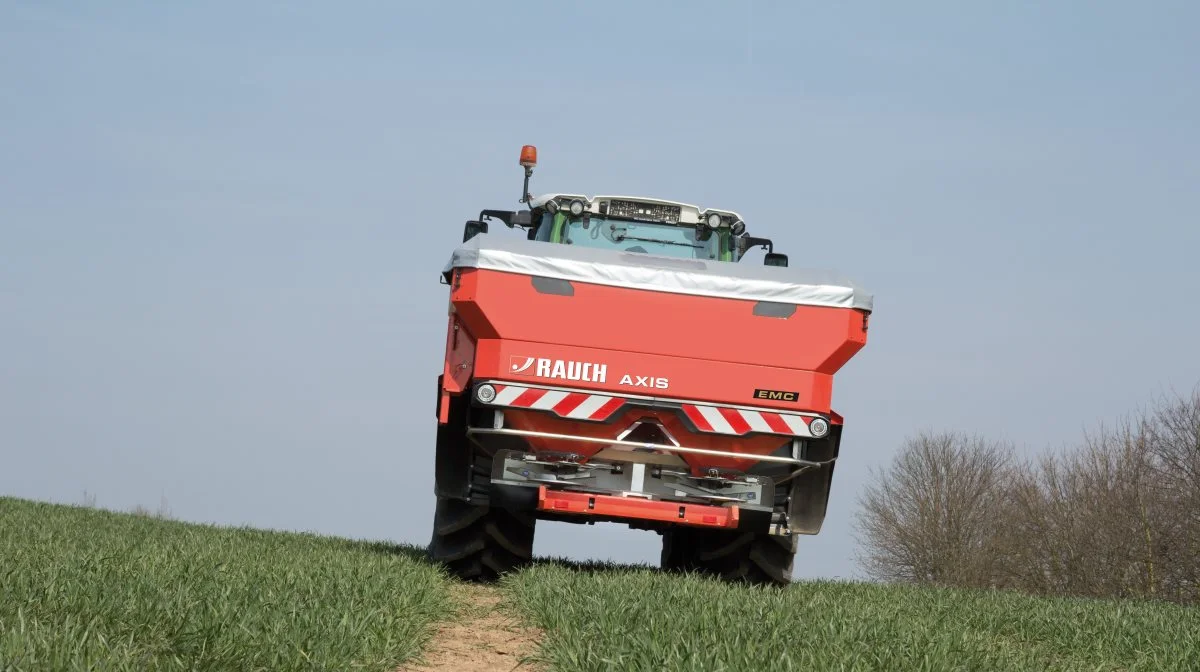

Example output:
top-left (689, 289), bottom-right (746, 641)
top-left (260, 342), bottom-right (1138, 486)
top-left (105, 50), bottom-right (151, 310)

top-left (2, 1), bottom-right (1198, 578)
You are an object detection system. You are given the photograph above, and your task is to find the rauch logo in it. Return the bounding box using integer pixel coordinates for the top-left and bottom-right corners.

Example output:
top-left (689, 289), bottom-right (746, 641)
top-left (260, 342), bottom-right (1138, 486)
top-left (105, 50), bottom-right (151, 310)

top-left (509, 356), bottom-right (607, 383)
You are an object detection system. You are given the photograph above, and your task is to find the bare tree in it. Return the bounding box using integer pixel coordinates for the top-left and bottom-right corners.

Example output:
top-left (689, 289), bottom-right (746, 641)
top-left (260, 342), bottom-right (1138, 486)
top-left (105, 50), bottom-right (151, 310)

top-left (1002, 416), bottom-right (1165, 600)
top-left (857, 386), bottom-right (1200, 605)
top-left (1146, 387), bottom-right (1200, 603)
top-left (855, 431), bottom-right (1014, 588)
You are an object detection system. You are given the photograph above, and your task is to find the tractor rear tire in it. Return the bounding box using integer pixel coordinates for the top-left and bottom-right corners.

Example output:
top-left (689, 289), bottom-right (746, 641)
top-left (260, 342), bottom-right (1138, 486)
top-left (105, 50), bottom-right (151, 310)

top-left (660, 526), bottom-right (699, 573)
top-left (660, 526), bottom-right (797, 586)
top-left (696, 529), bottom-right (797, 585)
top-left (428, 497), bottom-right (535, 581)
top-left (660, 473), bottom-right (800, 585)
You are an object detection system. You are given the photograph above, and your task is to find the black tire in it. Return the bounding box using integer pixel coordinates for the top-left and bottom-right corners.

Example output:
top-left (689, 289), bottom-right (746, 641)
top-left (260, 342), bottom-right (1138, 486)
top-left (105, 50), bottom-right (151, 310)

top-left (428, 496), bottom-right (535, 581)
top-left (660, 526), bottom-right (797, 586)
top-left (660, 526), bottom-right (699, 573)
top-left (695, 529), bottom-right (797, 585)
top-left (659, 474), bottom-right (799, 586)
top-left (429, 390), bottom-right (536, 581)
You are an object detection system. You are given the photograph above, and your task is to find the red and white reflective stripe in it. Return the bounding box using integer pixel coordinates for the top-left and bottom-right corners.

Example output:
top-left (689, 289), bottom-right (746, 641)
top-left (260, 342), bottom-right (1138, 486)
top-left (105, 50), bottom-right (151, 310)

top-left (485, 383), bottom-right (821, 436)
top-left (491, 384), bottom-right (624, 421)
top-left (682, 404), bottom-right (816, 438)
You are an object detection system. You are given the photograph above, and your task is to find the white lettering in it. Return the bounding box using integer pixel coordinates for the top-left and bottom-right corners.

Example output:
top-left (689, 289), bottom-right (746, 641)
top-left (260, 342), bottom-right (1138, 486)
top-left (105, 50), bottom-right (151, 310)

top-left (618, 373), bottom-right (670, 389)
top-left (526, 358), bottom-right (612, 384)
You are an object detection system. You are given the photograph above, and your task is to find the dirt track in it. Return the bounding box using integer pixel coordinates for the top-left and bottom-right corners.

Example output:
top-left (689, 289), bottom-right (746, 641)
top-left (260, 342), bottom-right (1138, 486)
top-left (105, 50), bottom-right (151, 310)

top-left (400, 583), bottom-right (542, 672)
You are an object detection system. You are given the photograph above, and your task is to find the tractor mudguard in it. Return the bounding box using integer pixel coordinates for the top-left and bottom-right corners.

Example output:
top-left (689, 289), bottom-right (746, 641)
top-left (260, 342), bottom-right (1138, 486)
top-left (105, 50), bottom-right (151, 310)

top-left (433, 381), bottom-right (472, 501)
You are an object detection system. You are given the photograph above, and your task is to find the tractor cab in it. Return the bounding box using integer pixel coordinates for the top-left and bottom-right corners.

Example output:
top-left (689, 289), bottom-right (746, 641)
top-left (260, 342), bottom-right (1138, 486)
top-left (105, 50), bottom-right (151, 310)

top-left (460, 146), bottom-right (790, 267)
top-left (528, 194), bottom-right (738, 262)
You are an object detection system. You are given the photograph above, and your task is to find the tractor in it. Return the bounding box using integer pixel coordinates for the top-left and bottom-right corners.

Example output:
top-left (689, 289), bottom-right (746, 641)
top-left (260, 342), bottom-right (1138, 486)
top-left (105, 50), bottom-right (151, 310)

top-left (430, 145), bottom-right (872, 585)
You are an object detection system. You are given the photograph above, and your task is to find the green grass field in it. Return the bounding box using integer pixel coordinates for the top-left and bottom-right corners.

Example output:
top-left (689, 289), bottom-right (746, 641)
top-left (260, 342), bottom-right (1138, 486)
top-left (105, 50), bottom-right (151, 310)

top-left (4, 497), bottom-right (1198, 672)
top-left (504, 561), bottom-right (1200, 672)
top-left (0, 497), bottom-right (449, 671)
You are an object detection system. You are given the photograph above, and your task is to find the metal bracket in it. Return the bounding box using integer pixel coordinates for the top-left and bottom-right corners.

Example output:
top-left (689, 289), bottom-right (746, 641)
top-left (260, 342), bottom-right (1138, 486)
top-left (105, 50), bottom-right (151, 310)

top-left (468, 426), bottom-right (832, 467)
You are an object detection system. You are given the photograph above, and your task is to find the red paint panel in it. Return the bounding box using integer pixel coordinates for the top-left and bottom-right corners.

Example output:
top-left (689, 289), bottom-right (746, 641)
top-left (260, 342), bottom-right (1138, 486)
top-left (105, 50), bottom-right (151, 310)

top-left (473, 338), bottom-right (834, 412)
top-left (452, 267), bottom-right (867, 374)
top-left (536, 486), bottom-right (740, 529)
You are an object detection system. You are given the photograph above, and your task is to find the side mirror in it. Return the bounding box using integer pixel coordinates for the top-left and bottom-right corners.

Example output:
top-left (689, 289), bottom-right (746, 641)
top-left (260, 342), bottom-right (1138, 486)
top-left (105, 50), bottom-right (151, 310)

top-left (463, 220), bottom-right (488, 242)
top-left (764, 252), bottom-right (789, 268)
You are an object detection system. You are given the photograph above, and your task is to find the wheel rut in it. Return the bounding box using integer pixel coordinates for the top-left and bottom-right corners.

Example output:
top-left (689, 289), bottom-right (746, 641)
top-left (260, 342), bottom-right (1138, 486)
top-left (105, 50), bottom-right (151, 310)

top-left (400, 582), bottom-right (543, 672)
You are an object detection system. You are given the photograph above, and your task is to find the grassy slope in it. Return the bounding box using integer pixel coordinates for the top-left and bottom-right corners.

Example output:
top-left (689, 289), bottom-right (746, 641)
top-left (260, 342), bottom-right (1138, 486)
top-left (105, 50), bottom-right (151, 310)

top-left (0, 497), bottom-right (448, 671)
top-left (505, 561), bottom-right (1200, 672)
top-left (7, 496), bottom-right (1198, 672)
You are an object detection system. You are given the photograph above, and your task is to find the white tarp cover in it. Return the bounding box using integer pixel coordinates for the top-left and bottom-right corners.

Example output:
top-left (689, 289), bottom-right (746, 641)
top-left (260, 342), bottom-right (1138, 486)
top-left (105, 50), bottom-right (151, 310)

top-left (443, 236), bottom-right (874, 312)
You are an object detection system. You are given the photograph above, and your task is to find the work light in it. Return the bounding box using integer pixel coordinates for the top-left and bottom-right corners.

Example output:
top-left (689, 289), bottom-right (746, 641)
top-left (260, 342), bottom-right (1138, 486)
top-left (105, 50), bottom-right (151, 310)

top-left (809, 417), bottom-right (829, 438)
